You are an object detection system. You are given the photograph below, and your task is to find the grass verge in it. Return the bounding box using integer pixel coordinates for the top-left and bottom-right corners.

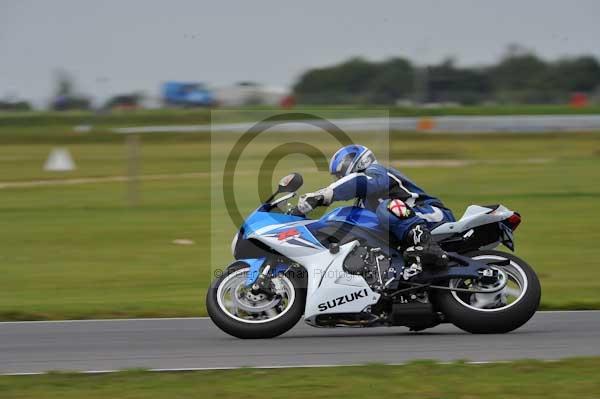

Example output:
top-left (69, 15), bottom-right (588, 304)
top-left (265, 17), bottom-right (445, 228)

top-left (1, 358), bottom-right (599, 399)
top-left (0, 132), bottom-right (599, 319)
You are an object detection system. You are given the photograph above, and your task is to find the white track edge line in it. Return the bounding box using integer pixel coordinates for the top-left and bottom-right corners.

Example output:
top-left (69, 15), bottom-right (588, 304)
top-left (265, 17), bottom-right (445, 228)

top-left (0, 359), bottom-right (567, 376)
top-left (2, 310), bottom-right (599, 325)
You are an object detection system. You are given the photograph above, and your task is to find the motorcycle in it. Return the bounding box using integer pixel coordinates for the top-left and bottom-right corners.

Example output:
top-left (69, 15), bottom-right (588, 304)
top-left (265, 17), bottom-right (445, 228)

top-left (207, 173), bottom-right (541, 338)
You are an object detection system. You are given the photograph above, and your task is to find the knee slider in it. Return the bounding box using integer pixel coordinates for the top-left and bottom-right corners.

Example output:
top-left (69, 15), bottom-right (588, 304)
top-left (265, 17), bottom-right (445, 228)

top-left (387, 199), bottom-right (413, 219)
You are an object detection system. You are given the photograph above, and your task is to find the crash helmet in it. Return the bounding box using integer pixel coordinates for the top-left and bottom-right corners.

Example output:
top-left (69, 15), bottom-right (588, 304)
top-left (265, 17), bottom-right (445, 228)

top-left (329, 144), bottom-right (377, 179)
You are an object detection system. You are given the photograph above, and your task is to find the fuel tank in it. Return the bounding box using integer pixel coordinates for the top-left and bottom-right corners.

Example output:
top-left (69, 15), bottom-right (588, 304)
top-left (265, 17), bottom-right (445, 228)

top-left (307, 206), bottom-right (392, 248)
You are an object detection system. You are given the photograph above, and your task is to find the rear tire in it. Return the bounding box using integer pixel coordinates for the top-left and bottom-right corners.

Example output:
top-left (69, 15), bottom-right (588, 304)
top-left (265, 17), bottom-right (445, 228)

top-left (206, 262), bottom-right (306, 339)
top-left (435, 250), bottom-right (541, 334)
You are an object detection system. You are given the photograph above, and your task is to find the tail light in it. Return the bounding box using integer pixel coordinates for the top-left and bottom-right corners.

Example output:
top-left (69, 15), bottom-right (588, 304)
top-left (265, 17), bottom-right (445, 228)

top-left (506, 212), bottom-right (521, 231)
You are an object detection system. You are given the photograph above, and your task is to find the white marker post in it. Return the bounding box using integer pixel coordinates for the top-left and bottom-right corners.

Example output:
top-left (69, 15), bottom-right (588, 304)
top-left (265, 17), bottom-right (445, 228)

top-left (44, 148), bottom-right (76, 172)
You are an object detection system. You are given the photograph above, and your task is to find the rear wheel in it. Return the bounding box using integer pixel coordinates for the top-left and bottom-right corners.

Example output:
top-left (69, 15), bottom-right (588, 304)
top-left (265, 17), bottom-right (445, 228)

top-left (206, 262), bottom-right (306, 339)
top-left (435, 250), bottom-right (541, 334)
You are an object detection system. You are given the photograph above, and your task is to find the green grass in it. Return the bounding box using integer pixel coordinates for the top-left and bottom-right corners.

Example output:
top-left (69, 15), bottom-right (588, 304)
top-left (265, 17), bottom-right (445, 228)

top-left (1, 358), bottom-right (599, 398)
top-left (0, 130), bottom-right (600, 320)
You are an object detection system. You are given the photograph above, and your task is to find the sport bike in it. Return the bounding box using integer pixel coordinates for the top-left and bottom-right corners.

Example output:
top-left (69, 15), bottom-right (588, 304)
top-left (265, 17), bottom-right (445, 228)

top-left (207, 173), bottom-right (541, 338)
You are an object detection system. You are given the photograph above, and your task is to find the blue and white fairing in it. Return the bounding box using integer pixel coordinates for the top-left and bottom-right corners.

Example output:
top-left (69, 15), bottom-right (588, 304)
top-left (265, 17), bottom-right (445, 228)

top-left (243, 205), bottom-right (387, 259)
top-left (244, 207), bottom-right (326, 259)
top-left (236, 207), bottom-right (313, 285)
top-left (241, 206), bottom-right (306, 239)
top-left (242, 206), bottom-right (380, 319)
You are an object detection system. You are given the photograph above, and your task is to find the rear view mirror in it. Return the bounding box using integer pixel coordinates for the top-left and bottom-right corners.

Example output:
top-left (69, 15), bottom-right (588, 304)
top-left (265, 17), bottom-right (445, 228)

top-left (278, 173), bottom-right (303, 193)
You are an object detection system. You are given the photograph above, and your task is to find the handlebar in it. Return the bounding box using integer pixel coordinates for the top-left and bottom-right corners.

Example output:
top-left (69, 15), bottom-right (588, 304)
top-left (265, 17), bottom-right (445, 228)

top-left (288, 206), bottom-right (305, 217)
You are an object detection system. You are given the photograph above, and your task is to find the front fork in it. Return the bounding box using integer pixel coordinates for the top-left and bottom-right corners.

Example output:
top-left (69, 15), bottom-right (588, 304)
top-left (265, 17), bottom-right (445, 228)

top-left (244, 256), bottom-right (289, 297)
top-left (250, 264), bottom-right (275, 296)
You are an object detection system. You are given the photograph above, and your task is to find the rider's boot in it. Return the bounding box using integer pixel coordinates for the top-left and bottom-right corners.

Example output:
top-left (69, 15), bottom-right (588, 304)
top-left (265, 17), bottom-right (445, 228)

top-left (402, 224), bottom-right (449, 271)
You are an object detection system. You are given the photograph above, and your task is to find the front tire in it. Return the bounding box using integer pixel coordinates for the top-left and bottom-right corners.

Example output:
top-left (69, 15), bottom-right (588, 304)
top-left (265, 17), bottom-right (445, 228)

top-left (206, 262), bottom-right (306, 339)
top-left (435, 250), bottom-right (541, 334)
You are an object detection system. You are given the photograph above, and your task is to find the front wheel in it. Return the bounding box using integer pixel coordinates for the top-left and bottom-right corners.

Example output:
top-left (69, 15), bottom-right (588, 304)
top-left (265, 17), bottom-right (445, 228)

top-left (435, 250), bottom-right (541, 334)
top-left (206, 262), bottom-right (306, 339)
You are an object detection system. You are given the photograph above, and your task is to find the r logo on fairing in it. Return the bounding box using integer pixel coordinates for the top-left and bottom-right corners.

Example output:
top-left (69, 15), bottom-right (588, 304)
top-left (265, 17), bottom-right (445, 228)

top-left (317, 289), bottom-right (369, 311)
top-left (277, 228), bottom-right (300, 241)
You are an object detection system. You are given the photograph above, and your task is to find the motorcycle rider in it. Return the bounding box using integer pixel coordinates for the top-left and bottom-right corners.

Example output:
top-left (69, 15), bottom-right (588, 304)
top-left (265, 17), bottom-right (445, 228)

top-left (296, 144), bottom-right (455, 269)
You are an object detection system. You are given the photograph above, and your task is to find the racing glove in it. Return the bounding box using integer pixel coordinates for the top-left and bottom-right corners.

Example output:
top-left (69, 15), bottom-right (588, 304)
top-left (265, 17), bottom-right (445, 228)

top-left (297, 188), bottom-right (333, 214)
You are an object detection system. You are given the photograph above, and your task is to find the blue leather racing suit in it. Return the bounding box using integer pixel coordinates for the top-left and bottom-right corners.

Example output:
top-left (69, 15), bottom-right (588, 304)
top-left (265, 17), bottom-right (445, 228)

top-left (326, 163), bottom-right (455, 243)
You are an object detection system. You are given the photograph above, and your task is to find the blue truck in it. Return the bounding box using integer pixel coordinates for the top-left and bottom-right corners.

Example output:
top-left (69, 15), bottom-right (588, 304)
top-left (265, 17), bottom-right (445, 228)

top-left (161, 82), bottom-right (216, 107)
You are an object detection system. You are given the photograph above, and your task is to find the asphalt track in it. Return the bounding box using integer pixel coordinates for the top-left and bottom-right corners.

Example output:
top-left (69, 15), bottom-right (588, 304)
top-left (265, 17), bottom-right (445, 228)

top-left (1, 311), bottom-right (599, 374)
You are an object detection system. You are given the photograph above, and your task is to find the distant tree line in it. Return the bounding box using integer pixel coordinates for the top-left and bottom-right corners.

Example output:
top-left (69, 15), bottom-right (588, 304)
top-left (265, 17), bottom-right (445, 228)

top-left (0, 99), bottom-right (32, 111)
top-left (293, 46), bottom-right (600, 105)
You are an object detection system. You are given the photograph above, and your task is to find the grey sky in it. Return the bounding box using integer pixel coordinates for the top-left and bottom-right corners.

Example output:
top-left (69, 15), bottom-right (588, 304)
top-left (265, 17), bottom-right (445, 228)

top-left (2, 0), bottom-right (599, 106)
